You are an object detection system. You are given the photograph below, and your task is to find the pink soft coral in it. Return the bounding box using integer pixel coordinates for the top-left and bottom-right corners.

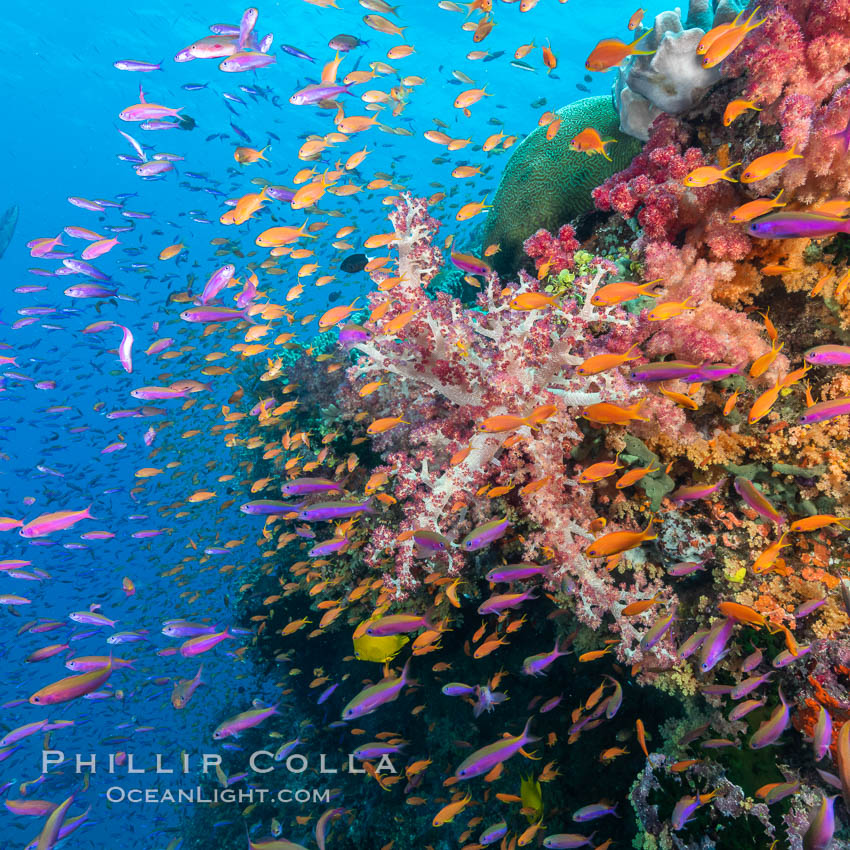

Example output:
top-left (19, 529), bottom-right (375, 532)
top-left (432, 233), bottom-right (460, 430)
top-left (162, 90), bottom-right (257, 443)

top-left (339, 194), bottom-right (678, 653)
top-left (523, 224), bottom-right (580, 276)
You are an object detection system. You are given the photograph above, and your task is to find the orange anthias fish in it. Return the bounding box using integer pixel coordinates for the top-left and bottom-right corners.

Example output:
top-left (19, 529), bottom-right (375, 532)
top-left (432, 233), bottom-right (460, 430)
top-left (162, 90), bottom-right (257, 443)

top-left (628, 8), bottom-right (645, 30)
top-left (740, 144), bottom-right (803, 183)
top-left (701, 8), bottom-right (766, 69)
top-left (234, 145), bottom-right (269, 164)
top-left (581, 399), bottom-right (648, 425)
top-left (683, 163), bottom-right (740, 187)
top-left (591, 279), bottom-right (663, 307)
top-left (728, 190), bottom-right (785, 222)
top-left (585, 29), bottom-right (655, 72)
top-left (570, 128), bottom-right (618, 161)
top-left (585, 518), bottom-right (657, 557)
top-left (172, 664), bottom-right (204, 709)
top-left (723, 99), bottom-right (761, 126)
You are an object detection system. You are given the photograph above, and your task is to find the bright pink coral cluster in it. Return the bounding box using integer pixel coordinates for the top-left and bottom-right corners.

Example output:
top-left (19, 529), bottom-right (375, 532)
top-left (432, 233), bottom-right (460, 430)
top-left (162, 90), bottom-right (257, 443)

top-left (522, 224), bottom-right (580, 276)
top-left (592, 116), bottom-right (711, 242)
top-left (722, 0), bottom-right (850, 199)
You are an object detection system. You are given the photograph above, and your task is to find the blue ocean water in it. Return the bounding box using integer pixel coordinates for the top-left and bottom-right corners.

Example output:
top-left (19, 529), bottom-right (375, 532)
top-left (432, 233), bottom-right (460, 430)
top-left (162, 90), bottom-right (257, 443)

top-left (1, 1), bottom-right (642, 848)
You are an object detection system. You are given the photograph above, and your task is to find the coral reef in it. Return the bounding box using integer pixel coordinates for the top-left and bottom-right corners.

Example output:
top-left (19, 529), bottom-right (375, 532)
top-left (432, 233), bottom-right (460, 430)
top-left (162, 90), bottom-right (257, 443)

top-left (481, 96), bottom-right (643, 278)
top-left (205, 1), bottom-right (850, 847)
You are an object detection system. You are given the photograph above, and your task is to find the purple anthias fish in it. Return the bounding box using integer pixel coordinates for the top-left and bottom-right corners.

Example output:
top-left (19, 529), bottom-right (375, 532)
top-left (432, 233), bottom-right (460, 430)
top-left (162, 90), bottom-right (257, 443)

top-left (799, 397), bottom-right (850, 425)
top-left (460, 517), bottom-right (511, 551)
top-left (773, 645), bottom-right (812, 667)
top-left (240, 500), bottom-right (303, 516)
top-left (729, 697), bottom-right (766, 721)
top-left (628, 361), bottom-right (699, 382)
top-left (795, 598), bottom-right (827, 618)
top-left (64, 284), bottom-right (118, 298)
top-left (114, 60), bottom-right (162, 72)
top-left (521, 638), bottom-right (569, 676)
top-left (338, 324), bottom-right (372, 345)
top-left (399, 529), bottom-right (446, 558)
top-left (731, 671), bottom-right (773, 699)
top-left (671, 792), bottom-right (714, 830)
top-left (131, 385), bottom-right (187, 401)
top-left (572, 802), bottom-right (619, 822)
top-left (180, 306), bottom-right (249, 323)
top-left (298, 498), bottom-right (374, 522)
top-left (749, 689), bottom-right (790, 748)
top-left (342, 658), bottom-right (411, 720)
top-left (213, 702), bottom-right (279, 740)
top-left (803, 795), bottom-right (836, 850)
top-left (479, 821), bottom-right (509, 846)
top-left (280, 477), bottom-right (343, 497)
top-left (265, 185), bottom-right (296, 202)
top-left (672, 479), bottom-right (727, 504)
top-left (700, 617), bottom-right (735, 672)
top-left (741, 647), bottom-right (763, 672)
top-left (540, 694), bottom-right (563, 713)
top-left (443, 682), bottom-right (475, 696)
top-left (454, 718), bottom-right (538, 779)
top-left (135, 161), bottom-right (173, 177)
top-left (677, 628), bottom-right (709, 660)
top-left (68, 197), bottom-right (105, 211)
top-left (813, 704), bottom-right (833, 762)
top-left (289, 82), bottom-right (352, 106)
top-left (748, 212), bottom-right (850, 239)
top-left (485, 563), bottom-right (548, 582)
top-left (686, 363), bottom-right (740, 381)
top-left (451, 252), bottom-right (492, 276)
top-left (140, 120), bottom-right (180, 130)
top-left (640, 607), bottom-right (676, 650)
top-left (62, 258), bottom-right (110, 280)
top-left (804, 344), bottom-right (850, 366)
top-left (317, 683), bottom-right (338, 704)
top-left (309, 537), bottom-right (349, 557)
top-left (543, 834), bottom-right (596, 849)
top-left (236, 274), bottom-right (257, 308)
top-left (352, 741), bottom-right (405, 760)
top-left (667, 559), bottom-right (708, 577)
top-left (180, 629), bottom-right (233, 657)
top-left (733, 477), bottom-right (785, 525)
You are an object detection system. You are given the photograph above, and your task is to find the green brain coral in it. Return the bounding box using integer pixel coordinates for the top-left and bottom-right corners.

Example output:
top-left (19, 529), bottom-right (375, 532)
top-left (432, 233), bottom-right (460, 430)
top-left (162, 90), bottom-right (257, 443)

top-left (482, 95), bottom-right (642, 277)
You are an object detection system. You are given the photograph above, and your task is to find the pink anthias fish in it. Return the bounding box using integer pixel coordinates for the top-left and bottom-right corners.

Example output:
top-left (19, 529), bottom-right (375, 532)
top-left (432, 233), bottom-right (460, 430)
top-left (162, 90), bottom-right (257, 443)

top-left (213, 701), bottom-right (279, 739)
top-left (29, 658), bottom-right (114, 705)
top-left (119, 86), bottom-right (183, 122)
top-left (81, 237), bottom-right (119, 260)
top-left (20, 506), bottom-right (94, 538)
top-left (115, 324), bottom-right (133, 373)
top-left (220, 51), bottom-right (277, 72)
top-left (180, 306), bottom-right (251, 323)
top-left (478, 587), bottom-right (537, 615)
top-left (179, 628), bottom-right (234, 658)
top-left (199, 264), bottom-right (236, 305)
top-left (130, 386), bottom-right (188, 401)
